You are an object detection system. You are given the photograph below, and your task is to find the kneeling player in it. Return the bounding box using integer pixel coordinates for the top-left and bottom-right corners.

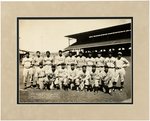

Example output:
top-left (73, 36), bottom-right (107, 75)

top-left (90, 65), bottom-right (101, 93)
top-left (100, 65), bottom-right (113, 94)
top-left (68, 63), bottom-right (78, 90)
top-left (36, 62), bottom-right (46, 89)
top-left (46, 65), bottom-right (58, 90)
top-left (56, 63), bottom-right (68, 90)
top-left (78, 65), bottom-right (91, 91)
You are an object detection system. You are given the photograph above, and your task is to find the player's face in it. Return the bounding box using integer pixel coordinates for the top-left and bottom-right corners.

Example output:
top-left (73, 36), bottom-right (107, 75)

top-left (59, 51), bottom-right (62, 56)
top-left (118, 54), bottom-right (122, 59)
top-left (36, 52), bottom-right (40, 57)
top-left (82, 67), bottom-right (86, 72)
top-left (39, 64), bottom-right (43, 68)
top-left (79, 53), bottom-right (82, 57)
top-left (108, 53), bottom-right (112, 58)
top-left (104, 67), bottom-right (108, 72)
top-left (92, 67), bottom-right (96, 72)
top-left (26, 53), bottom-right (29, 58)
top-left (46, 52), bottom-right (50, 57)
top-left (52, 67), bottom-right (56, 72)
top-left (69, 52), bottom-right (72, 57)
top-left (89, 53), bottom-right (92, 57)
top-left (61, 65), bottom-right (65, 69)
top-left (71, 65), bottom-right (75, 70)
top-left (98, 53), bottom-right (101, 57)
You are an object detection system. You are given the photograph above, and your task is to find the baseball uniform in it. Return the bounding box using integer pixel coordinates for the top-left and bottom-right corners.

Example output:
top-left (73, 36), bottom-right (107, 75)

top-left (105, 57), bottom-right (116, 75)
top-left (22, 57), bottom-right (33, 83)
top-left (76, 56), bottom-right (86, 70)
top-left (56, 68), bottom-right (68, 89)
top-left (78, 70), bottom-right (91, 90)
top-left (33, 56), bottom-right (43, 77)
top-left (55, 55), bottom-right (65, 69)
top-left (95, 56), bottom-right (105, 72)
top-left (86, 57), bottom-right (95, 72)
top-left (114, 57), bottom-right (129, 83)
top-left (43, 56), bottom-right (53, 72)
top-left (36, 67), bottom-right (46, 89)
top-left (65, 56), bottom-right (77, 69)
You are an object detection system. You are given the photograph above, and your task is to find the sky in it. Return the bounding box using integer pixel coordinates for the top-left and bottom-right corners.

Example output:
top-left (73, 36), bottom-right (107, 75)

top-left (19, 19), bottom-right (131, 53)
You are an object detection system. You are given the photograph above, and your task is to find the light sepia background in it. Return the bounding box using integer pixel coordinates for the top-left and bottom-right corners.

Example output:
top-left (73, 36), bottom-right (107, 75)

top-left (1, 1), bottom-right (149, 120)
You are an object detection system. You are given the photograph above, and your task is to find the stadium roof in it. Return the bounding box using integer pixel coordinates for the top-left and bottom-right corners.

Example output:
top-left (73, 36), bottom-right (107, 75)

top-left (65, 38), bottom-right (131, 50)
top-left (65, 23), bottom-right (131, 39)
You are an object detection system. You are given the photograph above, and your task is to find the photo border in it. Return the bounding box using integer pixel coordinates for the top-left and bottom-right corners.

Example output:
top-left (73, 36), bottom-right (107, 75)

top-left (17, 17), bottom-right (133, 104)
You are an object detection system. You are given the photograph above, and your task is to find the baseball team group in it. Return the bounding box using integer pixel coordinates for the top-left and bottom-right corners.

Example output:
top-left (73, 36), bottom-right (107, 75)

top-left (21, 50), bottom-right (129, 94)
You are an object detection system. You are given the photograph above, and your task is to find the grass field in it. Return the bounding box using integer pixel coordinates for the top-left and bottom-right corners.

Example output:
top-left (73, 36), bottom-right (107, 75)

top-left (19, 56), bottom-right (132, 103)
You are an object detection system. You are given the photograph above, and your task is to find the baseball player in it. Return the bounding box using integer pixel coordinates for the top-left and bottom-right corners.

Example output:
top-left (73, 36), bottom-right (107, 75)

top-left (56, 63), bottom-right (68, 90)
top-left (65, 51), bottom-right (77, 70)
top-left (104, 51), bottom-right (116, 75)
top-left (90, 65), bottom-right (101, 93)
top-left (36, 62), bottom-right (46, 89)
top-left (54, 50), bottom-right (65, 70)
top-left (86, 52), bottom-right (95, 72)
top-left (43, 51), bottom-right (53, 73)
top-left (78, 65), bottom-right (91, 91)
top-left (33, 51), bottom-right (43, 86)
top-left (22, 52), bottom-right (33, 89)
top-left (45, 65), bottom-right (58, 90)
top-left (76, 51), bottom-right (86, 71)
top-left (100, 65), bottom-right (114, 94)
top-left (67, 63), bottom-right (78, 90)
top-left (95, 52), bottom-right (105, 73)
top-left (113, 52), bottom-right (130, 91)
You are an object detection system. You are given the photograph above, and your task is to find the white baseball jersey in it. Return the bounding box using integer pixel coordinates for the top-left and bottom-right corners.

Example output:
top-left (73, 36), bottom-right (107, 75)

top-left (65, 56), bottom-right (76, 65)
top-left (105, 57), bottom-right (116, 68)
top-left (55, 55), bottom-right (65, 65)
top-left (78, 70), bottom-right (91, 81)
top-left (115, 57), bottom-right (129, 68)
top-left (36, 67), bottom-right (46, 77)
top-left (48, 69), bottom-right (58, 78)
top-left (22, 57), bottom-right (33, 68)
top-left (33, 56), bottom-right (43, 66)
top-left (100, 71), bottom-right (114, 87)
top-left (43, 56), bottom-right (53, 65)
top-left (57, 68), bottom-right (68, 78)
top-left (95, 57), bottom-right (105, 67)
top-left (90, 70), bottom-right (100, 80)
top-left (68, 68), bottom-right (78, 79)
top-left (76, 56), bottom-right (86, 67)
top-left (86, 57), bottom-right (95, 66)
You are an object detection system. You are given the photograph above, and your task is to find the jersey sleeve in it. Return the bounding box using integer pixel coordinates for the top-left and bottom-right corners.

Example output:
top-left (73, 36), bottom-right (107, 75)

top-left (123, 58), bottom-right (130, 67)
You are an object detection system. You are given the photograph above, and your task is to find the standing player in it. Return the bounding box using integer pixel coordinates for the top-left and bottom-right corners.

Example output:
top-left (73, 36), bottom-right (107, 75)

top-left (56, 63), bottom-right (68, 90)
top-left (22, 52), bottom-right (33, 89)
top-left (68, 64), bottom-right (78, 90)
top-left (114, 52), bottom-right (130, 91)
top-left (95, 52), bottom-right (105, 73)
top-left (55, 50), bottom-right (65, 70)
top-left (78, 65), bottom-right (91, 91)
top-left (65, 51), bottom-right (77, 70)
top-left (76, 51), bottom-right (86, 71)
top-left (104, 51), bottom-right (116, 75)
top-left (90, 65), bottom-right (101, 93)
top-left (43, 51), bottom-right (53, 73)
top-left (33, 51), bottom-right (43, 86)
top-left (86, 52), bottom-right (95, 72)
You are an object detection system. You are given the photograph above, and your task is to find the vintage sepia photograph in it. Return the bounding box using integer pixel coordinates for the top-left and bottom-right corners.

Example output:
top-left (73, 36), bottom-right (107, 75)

top-left (17, 17), bottom-right (133, 104)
